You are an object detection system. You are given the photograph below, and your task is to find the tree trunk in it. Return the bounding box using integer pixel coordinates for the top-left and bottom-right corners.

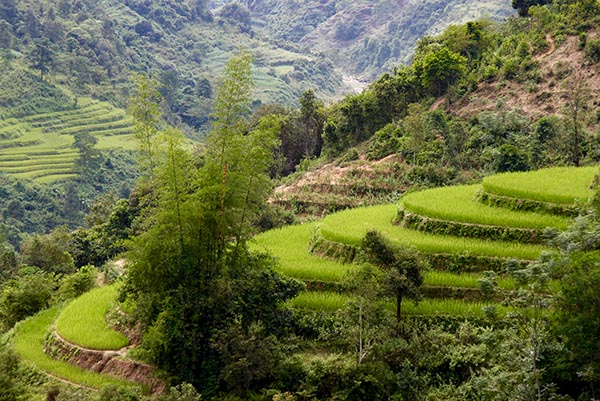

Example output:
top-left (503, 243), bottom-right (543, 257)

top-left (396, 294), bottom-right (403, 321)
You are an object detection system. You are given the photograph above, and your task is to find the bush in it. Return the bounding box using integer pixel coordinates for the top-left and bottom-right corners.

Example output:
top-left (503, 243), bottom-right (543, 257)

top-left (97, 384), bottom-right (141, 401)
top-left (0, 267), bottom-right (54, 331)
top-left (495, 144), bottom-right (530, 173)
top-left (366, 123), bottom-right (403, 160)
top-left (160, 383), bottom-right (202, 401)
top-left (0, 342), bottom-right (25, 401)
top-left (585, 38), bottom-right (600, 63)
top-left (56, 265), bottom-right (97, 301)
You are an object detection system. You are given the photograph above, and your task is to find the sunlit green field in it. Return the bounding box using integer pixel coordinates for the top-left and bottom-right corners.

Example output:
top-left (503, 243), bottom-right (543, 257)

top-left (482, 166), bottom-right (597, 204)
top-left (252, 222), bottom-right (517, 289)
top-left (320, 205), bottom-right (546, 260)
top-left (401, 184), bottom-right (570, 229)
top-left (251, 223), bottom-right (359, 283)
top-left (11, 307), bottom-right (136, 389)
top-left (55, 285), bottom-right (129, 351)
top-left (289, 291), bottom-right (511, 317)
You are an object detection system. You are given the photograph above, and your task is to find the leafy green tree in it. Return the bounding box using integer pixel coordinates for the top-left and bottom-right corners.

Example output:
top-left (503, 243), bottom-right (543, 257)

top-left (343, 264), bottom-right (391, 365)
top-left (513, 0), bottom-right (552, 16)
top-left (0, 0), bottom-right (18, 25)
top-left (496, 143), bottom-right (531, 172)
top-left (56, 265), bottom-right (97, 301)
top-left (160, 383), bottom-right (202, 401)
top-left (0, 267), bottom-right (54, 331)
top-left (27, 38), bottom-right (55, 80)
top-left (361, 230), bottom-right (427, 321)
top-left (297, 89), bottom-right (325, 160)
top-left (203, 50), bottom-right (279, 247)
top-left (217, 2), bottom-right (252, 33)
top-left (0, 341), bottom-right (24, 401)
top-left (73, 133), bottom-right (104, 181)
top-left (563, 73), bottom-right (590, 167)
top-left (129, 74), bottom-right (163, 171)
top-left (124, 52), bottom-right (298, 394)
top-left (414, 44), bottom-right (467, 96)
top-left (20, 227), bottom-right (75, 275)
top-left (0, 20), bottom-right (14, 49)
top-left (554, 250), bottom-right (600, 398)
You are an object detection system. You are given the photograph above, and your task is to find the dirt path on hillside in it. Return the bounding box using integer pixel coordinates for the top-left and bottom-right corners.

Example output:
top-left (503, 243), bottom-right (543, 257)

top-left (535, 34), bottom-right (555, 61)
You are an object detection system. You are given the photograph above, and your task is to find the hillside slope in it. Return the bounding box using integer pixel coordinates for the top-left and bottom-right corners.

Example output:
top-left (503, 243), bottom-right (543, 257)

top-left (273, 6), bottom-right (600, 214)
top-left (232, 0), bottom-right (514, 80)
top-left (0, 0), bottom-right (344, 134)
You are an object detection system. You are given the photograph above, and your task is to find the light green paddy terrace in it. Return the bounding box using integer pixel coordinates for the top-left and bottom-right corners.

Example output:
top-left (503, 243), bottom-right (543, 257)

top-left (401, 184), bottom-right (570, 229)
top-left (482, 166), bottom-right (597, 204)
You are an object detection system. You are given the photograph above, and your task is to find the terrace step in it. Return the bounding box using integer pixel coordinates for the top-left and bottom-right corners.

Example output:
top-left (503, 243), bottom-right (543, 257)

top-left (396, 209), bottom-right (548, 244)
top-left (476, 189), bottom-right (582, 217)
top-left (481, 166), bottom-right (596, 209)
top-left (309, 228), bottom-right (531, 273)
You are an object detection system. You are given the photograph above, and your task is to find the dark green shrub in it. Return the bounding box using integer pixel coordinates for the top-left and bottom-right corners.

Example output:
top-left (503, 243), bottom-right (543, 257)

top-left (0, 267), bottom-right (54, 331)
top-left (56, 265), bottom-right (97, 301)
top-left (97, 384), bottom-right (141, 401)
top-left (579, 31), bottom-right (587, 50)
top-left (495, 143), bottom-right (531, 173)
top-left (585, 38), bottom-right (600, 63)
top-left (160, 383), bottom-right (202, 401)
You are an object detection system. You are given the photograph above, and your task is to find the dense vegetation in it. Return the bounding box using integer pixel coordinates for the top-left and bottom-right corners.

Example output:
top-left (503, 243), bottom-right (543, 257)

top-left (4, 0), bottom-right (600, 400)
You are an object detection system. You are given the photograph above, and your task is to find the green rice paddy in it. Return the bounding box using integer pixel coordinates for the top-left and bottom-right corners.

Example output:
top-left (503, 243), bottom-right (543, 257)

top-left (251, 223), bottom-right (359, 283)
top-left (0, 98), bottom-right (135, 182)
top-left (482, 166), bottom-right (597, 204)
top-left (401, 184), bottom-right (570, 230)
top-left (320, 204), bottom-right (546, 260)
top-left (290, 291), bottom-right (511, 317)
top-left (257, 167), bottom-right (596, 315)
top-left (55, 285), bottom-right (129, 351)
top-left (11, 307), bottom-right (137, 389)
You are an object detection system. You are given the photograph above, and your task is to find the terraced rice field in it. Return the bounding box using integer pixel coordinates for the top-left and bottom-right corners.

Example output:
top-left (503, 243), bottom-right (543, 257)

top-left (481, 166), bottom-right (597, 204)
top-left (55, 285), bottom-right (129, 351)
top-left (11, 307), bottom-right (137, 389)
top-left (401, 184), bottom-right (570, 230)
top-left (256, 166), bottom-right (597, 316)
top-left (320, 204), bottom-right (546, 260)
top-left (0, 98), bottom-right (135, 182)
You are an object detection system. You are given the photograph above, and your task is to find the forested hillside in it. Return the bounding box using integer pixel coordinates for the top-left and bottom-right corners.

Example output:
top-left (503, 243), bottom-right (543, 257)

top-left (0, 0), bottom-right (343, 132)
top-left (234, 0), bottom-right (514, 80)
top-left (4, 1), bottom-right (600, 401)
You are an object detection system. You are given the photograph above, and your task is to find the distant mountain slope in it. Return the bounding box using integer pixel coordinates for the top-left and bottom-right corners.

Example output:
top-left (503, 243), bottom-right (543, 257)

top-left (0, 0), bottom-right (344, 135)
top-left (218, 0), bottom-right (515, 80)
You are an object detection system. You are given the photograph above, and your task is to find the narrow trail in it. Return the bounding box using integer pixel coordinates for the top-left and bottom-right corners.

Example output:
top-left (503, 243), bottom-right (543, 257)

top-left (535, 34), bottom-right (555, 61)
